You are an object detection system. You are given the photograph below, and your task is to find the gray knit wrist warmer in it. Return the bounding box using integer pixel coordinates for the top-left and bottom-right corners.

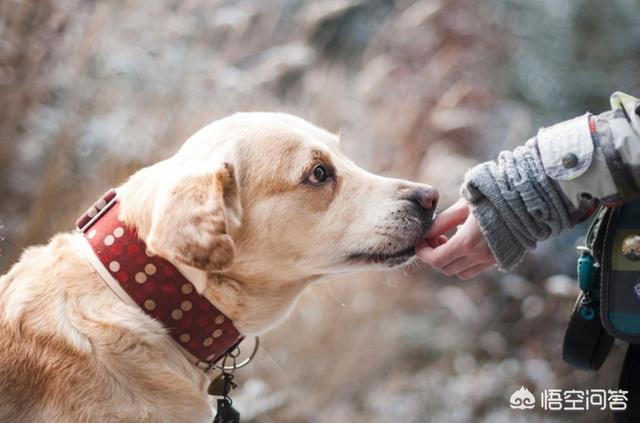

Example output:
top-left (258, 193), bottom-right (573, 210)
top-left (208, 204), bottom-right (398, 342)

top-left (461, 138), bottom-right (575, 270)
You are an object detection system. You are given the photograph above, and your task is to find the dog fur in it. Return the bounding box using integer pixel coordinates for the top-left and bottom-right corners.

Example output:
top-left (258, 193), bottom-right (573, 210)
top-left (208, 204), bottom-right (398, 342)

top-left (0, 113), bottom-right (436, 422)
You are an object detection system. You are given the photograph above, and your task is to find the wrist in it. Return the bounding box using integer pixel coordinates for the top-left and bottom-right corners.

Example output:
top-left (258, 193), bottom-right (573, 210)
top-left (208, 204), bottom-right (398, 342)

top-left (467, 199), bottom-right (527, 271)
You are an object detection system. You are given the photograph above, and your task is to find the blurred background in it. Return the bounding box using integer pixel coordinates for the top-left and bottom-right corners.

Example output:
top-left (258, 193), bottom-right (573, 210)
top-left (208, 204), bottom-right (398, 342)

top-left (1, 0), bottom-right (640, 421)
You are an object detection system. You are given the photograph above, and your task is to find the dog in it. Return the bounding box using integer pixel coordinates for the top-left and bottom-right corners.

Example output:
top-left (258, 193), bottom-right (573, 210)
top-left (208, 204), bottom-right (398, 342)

top-left (0, 113), bottom-right (438, 422)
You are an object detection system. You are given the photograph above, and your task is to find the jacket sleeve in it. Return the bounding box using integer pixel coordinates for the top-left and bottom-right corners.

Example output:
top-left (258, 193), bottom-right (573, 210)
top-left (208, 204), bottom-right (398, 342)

top-left (537, 92), bottom-right (640, 207)
top-left (461, 92), bottom-right (640, 270)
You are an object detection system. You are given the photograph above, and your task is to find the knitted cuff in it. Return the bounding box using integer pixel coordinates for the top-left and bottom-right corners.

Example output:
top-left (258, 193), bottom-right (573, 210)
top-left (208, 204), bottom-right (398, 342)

top-left (461, 138), bottom-right (575, 271)
top-left (467, 197), bottom-right (527, 271)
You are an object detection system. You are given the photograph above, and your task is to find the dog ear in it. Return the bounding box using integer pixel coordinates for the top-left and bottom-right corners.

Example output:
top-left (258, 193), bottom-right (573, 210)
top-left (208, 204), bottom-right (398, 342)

top-left (146, 163), bottom-right (241, 272)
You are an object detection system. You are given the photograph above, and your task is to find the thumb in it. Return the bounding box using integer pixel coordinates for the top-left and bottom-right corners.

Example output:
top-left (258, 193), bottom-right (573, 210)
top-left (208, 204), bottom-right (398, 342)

top-left (427, 198), bottom-right (470, 237)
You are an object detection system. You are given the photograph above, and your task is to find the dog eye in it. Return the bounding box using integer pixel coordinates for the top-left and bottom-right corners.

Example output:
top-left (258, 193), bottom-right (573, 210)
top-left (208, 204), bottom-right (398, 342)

top-left (308, 164), bottom-right (329, 185)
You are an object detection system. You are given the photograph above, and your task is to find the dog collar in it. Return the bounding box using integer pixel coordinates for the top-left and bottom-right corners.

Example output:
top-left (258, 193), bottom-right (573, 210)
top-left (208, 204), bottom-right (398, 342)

top-left (76, 189), bottom-right (244, 366)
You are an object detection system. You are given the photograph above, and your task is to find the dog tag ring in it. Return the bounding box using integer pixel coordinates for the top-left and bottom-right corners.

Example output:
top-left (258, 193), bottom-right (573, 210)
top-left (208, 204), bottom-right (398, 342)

top-left (209, 337), bottom-right (259, 422)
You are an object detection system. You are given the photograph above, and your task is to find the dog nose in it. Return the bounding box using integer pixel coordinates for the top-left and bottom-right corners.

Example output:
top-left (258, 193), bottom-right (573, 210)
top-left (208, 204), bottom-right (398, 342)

top-left (408, 186), bottom-right (439, 212)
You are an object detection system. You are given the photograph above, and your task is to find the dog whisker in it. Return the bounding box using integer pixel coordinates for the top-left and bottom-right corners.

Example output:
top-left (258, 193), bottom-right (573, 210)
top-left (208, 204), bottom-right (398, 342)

top-left (325, 283), bottom-right (346, 308)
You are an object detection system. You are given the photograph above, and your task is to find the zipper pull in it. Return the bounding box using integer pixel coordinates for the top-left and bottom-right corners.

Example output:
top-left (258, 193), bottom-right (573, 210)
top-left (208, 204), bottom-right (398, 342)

top-left (577, 246), bottom-right (597, 292)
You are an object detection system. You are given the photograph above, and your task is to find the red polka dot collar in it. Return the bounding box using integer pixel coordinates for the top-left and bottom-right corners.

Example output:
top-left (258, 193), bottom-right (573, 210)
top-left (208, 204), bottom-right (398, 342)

top-left (76, 189), bottom-right (244, 367)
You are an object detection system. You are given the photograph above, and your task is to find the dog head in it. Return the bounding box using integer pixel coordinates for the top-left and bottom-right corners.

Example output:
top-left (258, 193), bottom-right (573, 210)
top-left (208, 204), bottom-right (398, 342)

top-left (119, 113), bottom-right (437, 331)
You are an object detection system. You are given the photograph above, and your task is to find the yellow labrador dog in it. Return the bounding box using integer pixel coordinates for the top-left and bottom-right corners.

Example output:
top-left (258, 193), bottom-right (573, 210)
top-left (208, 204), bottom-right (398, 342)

top-left (0, 113), bottom-right (437, 422)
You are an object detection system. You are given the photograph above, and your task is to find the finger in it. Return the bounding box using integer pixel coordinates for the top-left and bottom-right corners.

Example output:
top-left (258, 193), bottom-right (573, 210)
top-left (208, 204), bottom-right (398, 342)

top-left (457, 262), bottom-right (494, 280)
top-left (416, 238), bottom-right (462, 268)
top-left (415, 243), bottom-right (435, 262)
top-left (423, 235), bottom-right (448, 249)
top-left (427, 198), bottom-right (470, 237)
top-left (440, 255), bottom-right (483, 276)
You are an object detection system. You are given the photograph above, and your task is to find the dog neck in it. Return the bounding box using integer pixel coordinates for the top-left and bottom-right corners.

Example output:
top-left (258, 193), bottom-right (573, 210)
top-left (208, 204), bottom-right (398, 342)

top-left (166, 257), bottom-right (318, 335)
top-left (203, 271), bottom-right (317, 335)
top-left (77, 191), bottom-right (244, 365)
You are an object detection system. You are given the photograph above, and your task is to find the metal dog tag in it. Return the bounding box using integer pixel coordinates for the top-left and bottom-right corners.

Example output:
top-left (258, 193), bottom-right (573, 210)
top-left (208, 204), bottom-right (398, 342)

top-left (208, 374), bottom-right (228, 397)
top-left (208, 373), bottom-right (237, 397)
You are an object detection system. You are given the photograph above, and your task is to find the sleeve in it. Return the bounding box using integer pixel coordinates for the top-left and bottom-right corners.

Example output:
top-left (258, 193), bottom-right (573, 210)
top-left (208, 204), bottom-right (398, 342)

top-left (537, 92), bottom-right (640, 207)
top-left (461, 138), bottom-right (576, 270)
top-left (461, 92), bottom-right (640, 270)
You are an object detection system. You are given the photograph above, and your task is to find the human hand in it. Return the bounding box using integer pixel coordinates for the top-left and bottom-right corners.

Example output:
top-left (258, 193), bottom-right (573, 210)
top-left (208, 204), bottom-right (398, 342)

top-left (416, 198), bottom-right (496, 279)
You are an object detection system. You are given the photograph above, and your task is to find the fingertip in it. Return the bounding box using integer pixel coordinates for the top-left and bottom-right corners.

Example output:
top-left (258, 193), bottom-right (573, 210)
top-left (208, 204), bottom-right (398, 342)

top-left (427, 200), bottom-right (470, 236)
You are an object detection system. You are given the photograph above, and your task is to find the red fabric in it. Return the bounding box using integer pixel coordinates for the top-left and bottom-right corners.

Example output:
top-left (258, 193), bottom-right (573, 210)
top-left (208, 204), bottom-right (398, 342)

top-left (77, 191), bottom-right (243, 364)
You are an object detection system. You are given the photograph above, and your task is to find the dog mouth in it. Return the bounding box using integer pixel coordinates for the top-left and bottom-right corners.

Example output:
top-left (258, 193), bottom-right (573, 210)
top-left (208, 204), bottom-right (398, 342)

top-left (346, 245), bottom-right (417, 267)
top-left (345, 207), bottom-right (434, 268)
